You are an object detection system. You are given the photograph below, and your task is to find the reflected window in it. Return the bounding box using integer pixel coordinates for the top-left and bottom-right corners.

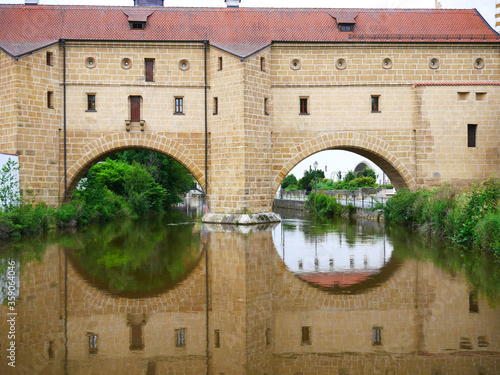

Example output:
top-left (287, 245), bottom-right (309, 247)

top-left (298, 260), bottom-right (303, 270)
top-left (372, 327), bottom-right (382, 346)
top-left (329, 258), bottom-right (334, 269)
top-left (48, 340), bottom-right (55, 359)
top-left (350, 257), bottom-right (354, 269)
top-left (301, 326), bottom-right (311, 345)
top-left (130, 324), bottom-right (144, 350)
top-left (88, 333), bottom-right (98, 354)
top-left (176, 328), bottom-right (186, 347)
top-left (265, 328), bottom-right (271, 346)
top-left (214, 329), bottom-right (220, 348)
top-left (478, 335), bottom-right (489, 347)
top-left (314, 258), bottom-right (319, 270)
top-left (459, 337), bottom-right (473, 350)
top-left (147, 362), bottom-right (156, 375)
top-left (469, 291), bottom-right (479, 313)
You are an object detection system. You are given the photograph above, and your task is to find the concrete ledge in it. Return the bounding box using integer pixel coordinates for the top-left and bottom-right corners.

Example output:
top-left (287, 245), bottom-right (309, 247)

top-left (201, 212), bottom-right (281, 225)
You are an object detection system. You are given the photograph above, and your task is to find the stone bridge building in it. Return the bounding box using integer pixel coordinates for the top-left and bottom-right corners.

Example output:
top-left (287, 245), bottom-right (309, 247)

top-left (0, 1), bottom-right (499, 223)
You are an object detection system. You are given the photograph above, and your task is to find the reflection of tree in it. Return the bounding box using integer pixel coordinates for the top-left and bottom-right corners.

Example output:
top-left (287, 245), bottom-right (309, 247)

top-left (389, 224), bottom-right (500, 305)
top-left (300, 216), bottom-right (386, 246)
top-left (66, 212), bottom-right (201, 297)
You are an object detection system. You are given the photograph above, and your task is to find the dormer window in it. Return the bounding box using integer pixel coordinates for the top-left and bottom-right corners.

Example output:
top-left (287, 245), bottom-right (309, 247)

top-left (131, 22), bottom-right (146, 30)
top-left (339, 24), bottom-right (354, 31)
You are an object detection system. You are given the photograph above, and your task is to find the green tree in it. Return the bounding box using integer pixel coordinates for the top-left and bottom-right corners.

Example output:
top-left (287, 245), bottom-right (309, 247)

top-left (361, 167), bottom-right (377, 181)
top-left (282, 174), bottom-right (298, 189)
top-left (298, 169), bottom-right (325, 190)
top-left (112, 150), bottom-right (196, 206)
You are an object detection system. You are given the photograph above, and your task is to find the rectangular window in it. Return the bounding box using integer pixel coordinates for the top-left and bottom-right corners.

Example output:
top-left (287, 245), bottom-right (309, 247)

top-left (131, 22), bottom-right (145, 30)
top-left (300, 98), bottom-right (308, 115)
top-left (475, 92), bottom-right (487, 102)
top-left (87, 94), bottom-right (96, 111)
top-left (46, 52), bottom-right (53, 66)
top-left (301, 326), bottom-right (311, 345)
top-left (340, 24), bottom-right (353, 31)
top-left (175, 97), bottom-right (184, 114)
top-left (469, 290), bottom-right (479, 313)
top-left (47, 91), bottom-right (53, 108)
top-left (264, 98), bottom-right (269, 115)
top-left (130, 96), bottom-right (141, 122)
top-left (48, 341), bottom-right (55, 359)
top-left (457, 92), bottom-right (470, 101)
top-left (213, 97), bottom-right (218, 115)
top-left (88, 334), bottom-right (98, 354)
top-left (218, 56), bottom-right (223, 70)
top-left (214, 330), bottom-right (220, 348)
top-left (260, 57), bottom-right (265, 71)
top-left (145, 59), bottom-right (154, 82)
top-left (373, 327), bottom-right (382, 346)
top-left (176, 328), bottom-right (186, 347)
top-left (265, 328), bottom-right (271, 346)
top-left (371, 95), bottom-right (380, 112)
top-left (467, 124), bottom-right (477, 148)
top-left (130, 324), bottom-right (144, 350)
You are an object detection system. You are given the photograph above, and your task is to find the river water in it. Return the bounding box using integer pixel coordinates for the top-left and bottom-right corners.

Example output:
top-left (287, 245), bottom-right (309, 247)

top-left (0, 200), bottom-right (499, 374)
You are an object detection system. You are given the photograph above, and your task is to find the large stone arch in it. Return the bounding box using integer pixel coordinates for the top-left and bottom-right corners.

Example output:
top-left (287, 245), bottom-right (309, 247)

top-left (273, 132), bottom-right (415, 192)
top-left (62, 132), bottom-right (204, 201)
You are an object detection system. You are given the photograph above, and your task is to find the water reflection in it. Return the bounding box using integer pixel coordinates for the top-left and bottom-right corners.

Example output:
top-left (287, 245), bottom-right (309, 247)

top-left (0, 208), bottom-right (499, 375)
top-left (67, 214), bottom-right (202, 298)
top-left (272, 216), bottom-right (400, 292)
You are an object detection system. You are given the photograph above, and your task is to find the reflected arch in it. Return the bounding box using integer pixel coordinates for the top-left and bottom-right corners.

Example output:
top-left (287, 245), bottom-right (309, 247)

top-left (273, 132), bottom-right (415, 193)
top-left (61, 132), bottom-right (205, 201)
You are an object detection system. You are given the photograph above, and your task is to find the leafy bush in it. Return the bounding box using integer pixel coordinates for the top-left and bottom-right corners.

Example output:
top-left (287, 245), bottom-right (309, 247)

top-left (305, 192), bottom-right (344, 216)
top-left (384, 177), bottom-right (500, 256)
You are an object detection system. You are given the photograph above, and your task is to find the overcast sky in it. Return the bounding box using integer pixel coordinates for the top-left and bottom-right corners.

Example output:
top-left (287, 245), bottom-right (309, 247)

top-left (0, 0), bottom-right (496, 28)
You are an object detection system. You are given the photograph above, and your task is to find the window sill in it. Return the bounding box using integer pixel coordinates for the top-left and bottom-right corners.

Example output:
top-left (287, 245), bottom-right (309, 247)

top-left (48, 107), bottom-right (54, 109)
top-left (299, 113), bottom-right (310, 115)
top-left (86, 110), bottom-right (97, 112)
top-left (174, 113), bottom-right (185, 115)
top-left (371, 111), bottom-right (381, 113)
top-left (213, 113), bottom-right (218, 115)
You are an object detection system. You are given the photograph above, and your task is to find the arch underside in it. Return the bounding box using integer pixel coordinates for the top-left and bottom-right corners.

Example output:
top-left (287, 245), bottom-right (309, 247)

top-left (274, 132), bottom-right (415, 192)
top-left (62, 132), bottom-right (205, 201)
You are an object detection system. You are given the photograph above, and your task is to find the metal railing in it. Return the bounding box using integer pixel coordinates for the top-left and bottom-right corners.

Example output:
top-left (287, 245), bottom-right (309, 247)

top-left (276, 189), bottom-right (389, 209)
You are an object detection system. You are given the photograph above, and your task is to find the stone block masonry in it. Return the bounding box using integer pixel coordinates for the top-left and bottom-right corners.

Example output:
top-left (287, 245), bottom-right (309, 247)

top-left (0, 39), bottom-right (498, 224)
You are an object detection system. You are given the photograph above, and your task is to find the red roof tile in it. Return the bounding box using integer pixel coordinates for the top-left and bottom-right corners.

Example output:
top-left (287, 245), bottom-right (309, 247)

top-left (0, 5), bottom-right (498, 58)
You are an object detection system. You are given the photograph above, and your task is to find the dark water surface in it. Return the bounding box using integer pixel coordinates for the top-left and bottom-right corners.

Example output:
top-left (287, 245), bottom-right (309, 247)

top-left (0, 201), bottom-right (499, 374)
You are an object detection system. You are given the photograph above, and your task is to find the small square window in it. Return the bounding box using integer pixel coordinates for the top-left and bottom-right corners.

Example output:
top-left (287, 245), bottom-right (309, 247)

top-left (46, 52), bottom-right (53, 66)
top-left (300, 98), bottom-right (308, 115)
top-left (467, 125), bottom-right (477, 148)
top-left (340, 24), bottom-right (353, 31)
top-left (457, 92), bottom-right (470, 101)
top-left (371, 96), bottom-right (380, 112)
top-left (47, 91), bottom-right (54, 109)
top-left (87, 94), bottom-right (96, 111)
top-left (176, 328), bottom-right (186, 347)
top-left (175, 97), bottom-right (184, 114)
top-left (131, 22), bottom-right (145, 30)
top-left (475, 92), bottom-right (487, 101)
top-left (213, 97), bottom-right (218, 115)
top-left (218, 56), bottom-right (223, 71)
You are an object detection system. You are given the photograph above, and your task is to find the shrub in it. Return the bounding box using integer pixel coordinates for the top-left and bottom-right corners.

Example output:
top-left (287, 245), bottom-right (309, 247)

top-left (305, 192), bottom-right (343, 216)
top-left (474, 212), bottom-right (500, 256)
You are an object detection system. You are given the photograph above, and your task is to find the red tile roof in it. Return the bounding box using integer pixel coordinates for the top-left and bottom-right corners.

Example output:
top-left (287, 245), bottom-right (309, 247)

top-left (0, 5), bottom-right (498, 58)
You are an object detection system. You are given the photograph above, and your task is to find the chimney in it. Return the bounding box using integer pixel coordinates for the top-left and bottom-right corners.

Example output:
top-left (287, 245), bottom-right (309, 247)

top-left (134, 0), bottom-right (164, 6)
top-left (225, 0), bottom-right (241, 8)
top-left (25, 0), bottom-right (39, 5)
